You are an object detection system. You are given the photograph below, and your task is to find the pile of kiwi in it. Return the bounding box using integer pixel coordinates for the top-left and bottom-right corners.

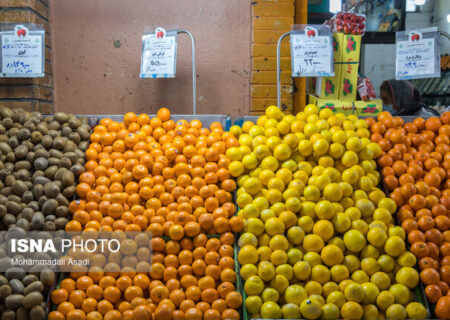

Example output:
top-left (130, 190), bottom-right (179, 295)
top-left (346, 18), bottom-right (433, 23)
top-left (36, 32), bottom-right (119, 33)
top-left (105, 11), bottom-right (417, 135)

top-left (0, 107), bottom-right (91, 319)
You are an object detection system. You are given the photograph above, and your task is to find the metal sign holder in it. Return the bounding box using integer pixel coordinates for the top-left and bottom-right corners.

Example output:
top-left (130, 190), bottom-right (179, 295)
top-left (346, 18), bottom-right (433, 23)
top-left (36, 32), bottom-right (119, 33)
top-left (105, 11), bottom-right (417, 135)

top-left (276, 31), bottom-right (291, 109)
top-left (177, 29), bottom-right (197, 115)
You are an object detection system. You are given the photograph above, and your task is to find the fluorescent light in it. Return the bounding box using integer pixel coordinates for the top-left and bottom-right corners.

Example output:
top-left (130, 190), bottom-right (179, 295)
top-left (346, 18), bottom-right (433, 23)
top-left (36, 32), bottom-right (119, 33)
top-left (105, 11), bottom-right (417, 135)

top-left (406, 0), bottom-right (416, 12)
top-left (447, 14), bottom-right (450, 23)
top-left (414, 0), bottom-right (426, 5)
top-left (329, 0), bottom-right (342, 13)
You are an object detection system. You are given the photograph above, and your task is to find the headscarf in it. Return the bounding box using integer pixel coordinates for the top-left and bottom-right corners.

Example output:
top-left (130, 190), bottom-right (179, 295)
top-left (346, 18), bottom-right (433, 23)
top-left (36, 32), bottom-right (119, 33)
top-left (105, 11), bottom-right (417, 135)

top-left (381, 80), bottom-right (422, 116)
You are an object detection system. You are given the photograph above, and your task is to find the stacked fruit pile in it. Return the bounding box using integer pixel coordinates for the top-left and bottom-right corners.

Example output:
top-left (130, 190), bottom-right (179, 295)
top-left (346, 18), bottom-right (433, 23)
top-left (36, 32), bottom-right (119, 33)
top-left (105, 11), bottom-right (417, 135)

top-left (369, 111), bottom-right (450, 318)
top-left (231, 106), bottom-right (428, 319)
top-left (0, 107), bottom-right (91, 319)
top-left (49, 109), bottom-right (244, 320)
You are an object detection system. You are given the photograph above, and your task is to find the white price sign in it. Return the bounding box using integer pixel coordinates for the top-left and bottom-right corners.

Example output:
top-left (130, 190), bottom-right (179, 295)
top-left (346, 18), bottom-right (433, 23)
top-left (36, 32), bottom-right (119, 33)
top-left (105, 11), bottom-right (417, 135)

top-left (140, 27), bottom-right (177, 78)
top-left (396, 28), bottom-right (440, 80)
top-left (290, 26), bottom-right (334, 77)
top-left (0, 25), bottom-right (45, 77)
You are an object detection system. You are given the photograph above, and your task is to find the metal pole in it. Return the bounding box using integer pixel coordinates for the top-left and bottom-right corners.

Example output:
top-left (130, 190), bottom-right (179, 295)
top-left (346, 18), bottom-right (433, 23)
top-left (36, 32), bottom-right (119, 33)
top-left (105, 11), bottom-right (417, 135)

top-left (178, 29), bottom-right (197, 115)
top-left (440, 31), bottom-right (450, 41)
top-left (277, 32), bottom-right (291, 109)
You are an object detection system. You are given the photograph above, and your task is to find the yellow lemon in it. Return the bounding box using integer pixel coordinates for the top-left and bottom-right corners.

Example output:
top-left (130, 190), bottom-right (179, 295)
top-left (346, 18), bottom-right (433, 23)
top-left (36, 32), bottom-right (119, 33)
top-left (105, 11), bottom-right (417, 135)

top-left (239, 232), bottom-right (258, 247)
top-left (300, 298), bottom-right (322, 320)
top-left (363, 304), bottom-right (379, 320)
top-left (285, 284), bottom-right (307, 305)
top-left (320, 244), bottom-right (343, 266)
top-left (293, 261), bottom-right (311, 281)
top-left (304, 252), bottom-right (322, 267)
top-left (244, 275), bottom-right (264, 295)
top-left (377, 290), bottom-right (395, 311)
top-left (330, 265), bottom-right (349, 283)
top-left (395, 267), bottom-right (419, 289)
top-left (261, 287), bottom-right (279, 302)
top-left (303, 234), bottom-right (324, 253)
top-left (240, 264), bottom-right (257, 280)
top-left (343, 255), bottom-right (361, 273)
top-left (327, 291), bottom-right (345, 308)
top-left (315, 200), bottom-right (335, 220)
top-left (245, 296), bottom-right (262, 315)
top-left (397, 252), bottom-right (416, 268)
top-left (384, 236), bottom-right (405, 257)
top-left (362, 282), bottom-right (380, 304)
top-left (405, 302), bottom-right (428, 319)
top-left (239, 245), bottom-right (259, 264)
top-left (386, 304), bottom-right (407, 320)
top-left (261, 301), bottom-right (282, 319)
top-left (389, 284), bottom-right (410, 305)
top-left (341, 301), bottom-right (363, 320)
top-left (344, 283), bottom-right (365, 302)
top-left (298, 216), bottom-right (315, 233)
top-left (311, 264), bottom-right (331, 284)
top-left (344, 230), bottom-right (366, 252)
top-left (313, 220), bottom-right (335, 242)
top-left (282, 303), bottom-right (301, 319)
top-left (229, 161), bottom-right (244, 177)
top-left (371, 271), bottom-right (391, 291)
top-left (321, 303), bottom-right (340, 320)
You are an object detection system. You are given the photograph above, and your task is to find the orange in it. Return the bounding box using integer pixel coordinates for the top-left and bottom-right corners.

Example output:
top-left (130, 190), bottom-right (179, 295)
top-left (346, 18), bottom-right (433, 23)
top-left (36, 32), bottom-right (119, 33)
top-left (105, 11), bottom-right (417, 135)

top-left (52, 289), bottom-right (69, 304)
top-left (66, 309), bottom-right (86, 320)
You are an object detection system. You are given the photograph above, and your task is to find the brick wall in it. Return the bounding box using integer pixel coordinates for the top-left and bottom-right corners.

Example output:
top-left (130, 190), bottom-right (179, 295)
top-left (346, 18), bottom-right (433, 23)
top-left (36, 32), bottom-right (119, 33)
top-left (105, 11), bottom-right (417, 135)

top-left (251, 0), bottom-right (295, 115)
top-left (0, 0), bottom-right (53, 114)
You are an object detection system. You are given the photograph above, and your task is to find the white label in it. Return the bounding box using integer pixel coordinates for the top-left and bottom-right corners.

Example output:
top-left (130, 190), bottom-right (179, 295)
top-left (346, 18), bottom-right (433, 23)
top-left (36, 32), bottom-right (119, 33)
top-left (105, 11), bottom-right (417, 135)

top-left (140, 28), bottom-right (177, 78)
top-left (1, 26), bottom-right (44, 77)
top-left (291, 29), bottom-right (334, 77)
top-left (396, 36), bottom-right (435, 79)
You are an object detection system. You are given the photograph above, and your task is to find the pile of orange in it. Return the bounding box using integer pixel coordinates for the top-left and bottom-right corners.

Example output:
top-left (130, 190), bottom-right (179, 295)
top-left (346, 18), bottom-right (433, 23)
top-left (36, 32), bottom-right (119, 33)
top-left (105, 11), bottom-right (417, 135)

top-left (49, 232), bottom-right (242, 320)
top-left (49, 108), bottom-right (244, 320)
top-left (368, 111), bottom-right (450, 314)
top-left (65, 108), bottom-right (243, 235)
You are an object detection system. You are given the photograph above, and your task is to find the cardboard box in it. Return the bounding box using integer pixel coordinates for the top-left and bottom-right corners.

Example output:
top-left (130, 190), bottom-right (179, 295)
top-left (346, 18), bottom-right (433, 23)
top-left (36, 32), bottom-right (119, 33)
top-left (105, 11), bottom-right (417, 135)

top-left (355, 100), bottom-right (383, 117)
top-left (315, 64), bottom-right (342, 99)
top-left (342, 35), bottom-right (361, 62)
top-left (339, 61), bottom-right (359, 101)
top-left (313, 96), bottom-right (356, 116)
top-left (333, 33), bottom-right (344, 62)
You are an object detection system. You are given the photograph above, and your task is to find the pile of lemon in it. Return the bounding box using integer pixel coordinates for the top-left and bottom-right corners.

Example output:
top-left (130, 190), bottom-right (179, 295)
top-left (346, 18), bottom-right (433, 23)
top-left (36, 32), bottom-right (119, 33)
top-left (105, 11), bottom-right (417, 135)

top-left (229, 105), bottom-right (427, 320)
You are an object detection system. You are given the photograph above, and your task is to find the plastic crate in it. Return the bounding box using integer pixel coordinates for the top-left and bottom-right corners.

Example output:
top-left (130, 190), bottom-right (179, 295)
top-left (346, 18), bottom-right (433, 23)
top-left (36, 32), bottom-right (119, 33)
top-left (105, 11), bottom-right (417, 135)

top-left (81, 114), bottom-right (231, 129)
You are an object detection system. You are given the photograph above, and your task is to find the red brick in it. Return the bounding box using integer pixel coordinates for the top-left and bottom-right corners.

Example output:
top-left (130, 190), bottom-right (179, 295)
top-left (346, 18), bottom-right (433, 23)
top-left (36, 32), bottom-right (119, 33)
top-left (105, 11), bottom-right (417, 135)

top-left (0, 86), bottom-right (33, 99)
top-left (253, 3), bottom-right (294, 17)
top-left (38, 101), bottom-right (53, 114)
top-left (251, 70), bottom-right (292, 84)
top-left (0, 0), bottom-right (36, 9)
top-left (252, 43), bottom-right (290, 57)
top-left (251, 97), bottom-right (293, 111)
top-left (253, 16), bottom-right (293, 30)
top-left (253, 30), bottom-right (291, 43)
top-left (33, 86), bottom-right (52, 100)
top-left (0, 100), bottom-right (33, 111)
top-left (0, 74), bottom-right (51, 86)
top-left (35, 0), bottom-right (48, 20)
top-left (253, 57), bottom-right (291, 71)
top-left (251, 84), bottom-right (292, 98)
top-left (0, 10), bottom-right (31, 22)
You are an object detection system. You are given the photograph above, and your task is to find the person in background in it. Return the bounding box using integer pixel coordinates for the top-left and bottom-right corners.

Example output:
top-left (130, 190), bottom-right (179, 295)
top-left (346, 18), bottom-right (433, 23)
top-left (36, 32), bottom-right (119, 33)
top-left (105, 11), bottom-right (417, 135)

top-left (380, 79), bottom-right (439, 116)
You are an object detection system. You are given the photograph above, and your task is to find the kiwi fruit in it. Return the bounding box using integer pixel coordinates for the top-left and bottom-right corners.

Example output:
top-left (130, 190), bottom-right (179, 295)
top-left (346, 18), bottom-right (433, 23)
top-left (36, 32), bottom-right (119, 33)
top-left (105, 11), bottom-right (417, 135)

top-left (0, 108), bottom-right (91, 316)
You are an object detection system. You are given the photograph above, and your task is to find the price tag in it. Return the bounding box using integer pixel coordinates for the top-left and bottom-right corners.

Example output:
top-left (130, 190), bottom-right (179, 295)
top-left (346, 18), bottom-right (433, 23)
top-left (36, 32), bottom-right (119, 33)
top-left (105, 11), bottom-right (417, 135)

top-left (140, 27), bottom-right (177, 78)
top-left (290, 26), bottom-right (334, 77)
top-left (396, 28), bottom-right (440, 80)
top-left (0, 25), bottom-right (45, 77)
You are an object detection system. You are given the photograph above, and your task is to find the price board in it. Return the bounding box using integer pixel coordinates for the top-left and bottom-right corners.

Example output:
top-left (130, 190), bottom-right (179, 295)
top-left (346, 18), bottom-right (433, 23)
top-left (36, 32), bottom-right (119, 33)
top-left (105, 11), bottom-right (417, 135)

top-left (140, 27), bottom-right (178, 78)
top-left (0, 24), bottom-right (45, 77)
top-left (290, 25), bottom-right (334, 77)
top-left (396, 27), bottom-right (440, 80)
